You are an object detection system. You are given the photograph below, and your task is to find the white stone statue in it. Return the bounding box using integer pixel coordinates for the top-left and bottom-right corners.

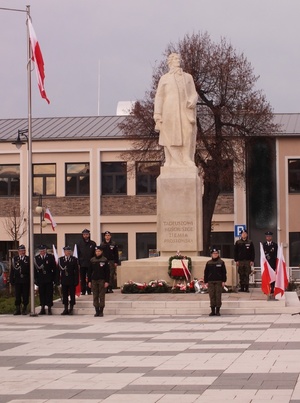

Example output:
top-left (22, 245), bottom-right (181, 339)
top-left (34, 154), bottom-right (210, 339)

top-left (153, 53), bottom-right (198, 167)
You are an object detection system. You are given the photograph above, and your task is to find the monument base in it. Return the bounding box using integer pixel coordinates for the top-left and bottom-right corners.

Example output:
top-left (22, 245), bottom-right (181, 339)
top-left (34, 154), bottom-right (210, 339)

top-left (118, 256), bottom-right (236, 288)
top-left (157, 166), bottom-right (202, 256)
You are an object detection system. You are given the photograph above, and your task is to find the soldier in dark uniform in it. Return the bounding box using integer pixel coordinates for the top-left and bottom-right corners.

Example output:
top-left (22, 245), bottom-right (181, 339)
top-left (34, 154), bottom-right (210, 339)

top-left (77, 229), bottom-right (96, 295)
top-left (10, 244), bottom-right (30, 315)
top-left (34, 244), bottom-right (56, 315)
top-left (204, 247), bottom-right (227, 316)
top-left (58, 246), bottom-right (79, 315)
top-left (88, 245), bottom-right (110, 317)
top-left (263, 231), bottom-right (278, 297)
top-left (234, 229), bottom-right (255, 292)
top-left (100, 231), bottom-right (120, 293)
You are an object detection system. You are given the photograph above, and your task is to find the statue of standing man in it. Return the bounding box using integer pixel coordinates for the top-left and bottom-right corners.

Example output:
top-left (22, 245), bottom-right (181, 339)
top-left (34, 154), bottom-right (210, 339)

top-left (154, 53), bottom-right (198, 167)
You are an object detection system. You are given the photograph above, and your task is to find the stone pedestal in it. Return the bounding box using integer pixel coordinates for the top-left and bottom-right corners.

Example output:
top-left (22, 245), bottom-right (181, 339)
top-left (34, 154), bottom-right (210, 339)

top-left (157, 166), bottom-right (202, 256)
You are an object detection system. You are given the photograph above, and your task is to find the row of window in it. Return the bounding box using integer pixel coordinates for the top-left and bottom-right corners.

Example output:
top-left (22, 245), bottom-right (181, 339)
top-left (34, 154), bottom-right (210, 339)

top-left (0, 160), bottom-right (235, 197)
top-left (0, 162), bottom-right (160, 197)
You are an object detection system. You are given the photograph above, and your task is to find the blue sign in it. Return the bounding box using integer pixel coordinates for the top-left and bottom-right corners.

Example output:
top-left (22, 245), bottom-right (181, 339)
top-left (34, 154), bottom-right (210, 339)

top-left (234, 224), bottom-right (246, 237)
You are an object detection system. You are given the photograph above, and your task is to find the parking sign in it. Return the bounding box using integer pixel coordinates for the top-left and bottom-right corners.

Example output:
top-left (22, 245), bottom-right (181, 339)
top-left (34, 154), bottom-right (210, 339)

top-left (234, 225), bottom-right (246, 237)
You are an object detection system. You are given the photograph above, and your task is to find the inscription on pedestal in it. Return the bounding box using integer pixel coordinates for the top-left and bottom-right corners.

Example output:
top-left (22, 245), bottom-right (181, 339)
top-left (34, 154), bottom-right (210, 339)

top-left (161, 220), bottom-right (196, 248)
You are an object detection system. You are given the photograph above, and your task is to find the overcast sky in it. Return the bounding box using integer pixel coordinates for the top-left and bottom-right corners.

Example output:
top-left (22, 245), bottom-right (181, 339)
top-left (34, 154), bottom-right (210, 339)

top-left (0, 0), bottom-right (300, 119)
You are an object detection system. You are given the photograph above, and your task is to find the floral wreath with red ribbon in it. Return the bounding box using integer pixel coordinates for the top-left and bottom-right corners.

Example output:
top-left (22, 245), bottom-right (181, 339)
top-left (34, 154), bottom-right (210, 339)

top-left (168, 253), bottom-right (192, 280)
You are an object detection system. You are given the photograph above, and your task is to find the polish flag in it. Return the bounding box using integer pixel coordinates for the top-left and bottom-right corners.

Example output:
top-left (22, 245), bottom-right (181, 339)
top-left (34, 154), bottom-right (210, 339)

top-left (260, 242), bottom-right (276, 295)
top-left (27, 18), bottom-right (50, 104)
top-left (52, 244), bottom-right (59, 265)
top-left (73, 244), bottom-right (81, 297)
top-left (274, 243), bottom-right (288, 298)
top-left (44, 208), bottom-right (57, 231)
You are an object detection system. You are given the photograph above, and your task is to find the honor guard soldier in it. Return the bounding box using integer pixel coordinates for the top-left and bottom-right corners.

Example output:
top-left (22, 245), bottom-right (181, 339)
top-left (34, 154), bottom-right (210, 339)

top-left (204, 247), bottom-right (227, 316)
top-left (263, 231), bottom-right (278, 298)
top-left (234, 229), bottom-right (255, 292)
top-left (77, 229), bottom-right (96, 295)
top-left (34, 244), bottom-right (56, 315)
top-left (100, 231), bottom-right (120, 293)
top-left (58, 246), bottom-right (79, 315)
top-left (88, 245), bottom-right (110, 317)
top-left (10, 245), bottom-right (30, 315)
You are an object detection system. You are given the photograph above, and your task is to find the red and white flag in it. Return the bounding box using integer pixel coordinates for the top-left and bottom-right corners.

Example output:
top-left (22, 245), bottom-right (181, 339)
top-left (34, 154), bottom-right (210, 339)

top-left (260, 242), bottom-right (276, 295)
top-left (52, 244), bottom-right (59, 265)
top-left (72, 244), bottom-right (81, 297)
top-left (274, 243), bottom-right (288, 298)
top-left (27, 18), bottom-right (50, 104)
top-left (44, 208), bottom-right (57, 231)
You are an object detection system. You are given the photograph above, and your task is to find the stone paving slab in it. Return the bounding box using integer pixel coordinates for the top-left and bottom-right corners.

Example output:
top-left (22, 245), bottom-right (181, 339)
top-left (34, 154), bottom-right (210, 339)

top-left (1, 311), bottom-right (300, 402)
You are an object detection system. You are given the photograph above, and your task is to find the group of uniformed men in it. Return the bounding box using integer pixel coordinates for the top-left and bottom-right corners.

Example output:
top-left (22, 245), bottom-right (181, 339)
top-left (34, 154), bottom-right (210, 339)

top-left (9, 229), bottom-right (119, 317)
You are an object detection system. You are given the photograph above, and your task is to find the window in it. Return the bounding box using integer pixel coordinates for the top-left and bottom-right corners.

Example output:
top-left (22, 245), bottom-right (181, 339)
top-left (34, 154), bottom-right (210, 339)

top-left (33, 164), bottom-right (56, 196)
top-left (288, 159), bottom-right (300, 193)
top-left (289, 232), bottom-right (300, 266)
top-left (136, 162), bottom-right (160, 195)
top-left (0, 165), bottom-right (20, 196)
top-left (65, 233), bottom-right (82, 250)
top-left (101, 162), bottom-right (127, 195)
top-left (33, 234), bottom-right (57, 253)
top-left (210, 231), bottom-right (234, 258)
top-left (136, 233), bottom-right (157, 259)
top-left (66, 163), bottom-right (90, 196)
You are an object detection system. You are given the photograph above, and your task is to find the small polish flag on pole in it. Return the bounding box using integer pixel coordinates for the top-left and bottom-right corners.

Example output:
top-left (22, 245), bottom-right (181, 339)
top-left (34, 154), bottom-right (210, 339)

top-left (44, 208), bottom-right (57, 231)
top-left (27, 18), bottom-right (50, 104)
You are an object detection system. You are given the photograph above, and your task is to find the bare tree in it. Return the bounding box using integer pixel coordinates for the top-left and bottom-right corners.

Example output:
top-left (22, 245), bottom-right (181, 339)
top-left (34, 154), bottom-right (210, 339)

top-left (119, 32), bottom-right (280, 254)
top-left (4, 202), bottom-right (27, 249)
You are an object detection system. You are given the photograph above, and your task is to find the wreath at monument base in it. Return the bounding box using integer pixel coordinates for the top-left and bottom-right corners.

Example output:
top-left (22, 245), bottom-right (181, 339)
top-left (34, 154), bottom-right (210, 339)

top-left (168, 254), bottom-right (192, 280)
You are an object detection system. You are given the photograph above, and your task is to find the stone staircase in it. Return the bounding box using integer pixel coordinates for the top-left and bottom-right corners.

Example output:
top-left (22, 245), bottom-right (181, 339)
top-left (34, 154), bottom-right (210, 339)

top-left (51, 289), bottom-right (300, 316)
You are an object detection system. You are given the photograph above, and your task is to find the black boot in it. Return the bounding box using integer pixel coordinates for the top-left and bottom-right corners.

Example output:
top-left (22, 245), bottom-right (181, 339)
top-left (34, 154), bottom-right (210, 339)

top-left (61, 304), bottom-right (69, 315)
top-left (244, 285), bottom-right (249, 293)
top-left (21, 305), bottom-right (27, 315)
top-left (209, 307), bottom-right (216, 316)
top-left (68, 305), bottom-right (74, 315)
top-left (99, 307), bottom-right (104, 317)
top-left (239, 285), bottom-right (244, 292)
top-left (94, 307), bottom-right (100, 317)
top-left (13, 305), bottom-right (21, 315)
top-left (48, 307), bottom-right (52, 315)
top-left (216, 307), bottom-right (221, 316)
top-left (39, 306), bottom-right (46, 315)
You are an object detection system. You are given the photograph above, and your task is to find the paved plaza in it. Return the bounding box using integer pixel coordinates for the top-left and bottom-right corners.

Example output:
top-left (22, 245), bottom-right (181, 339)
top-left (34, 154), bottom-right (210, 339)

top-left (1, 304), bottom-right (300, 403)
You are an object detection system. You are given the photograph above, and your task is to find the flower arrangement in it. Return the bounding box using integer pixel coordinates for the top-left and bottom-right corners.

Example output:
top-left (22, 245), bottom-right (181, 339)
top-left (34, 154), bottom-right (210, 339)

top-left (168, 252), bottom-right (192, 280)
top-left (121, 279), bottom-right (170, 294)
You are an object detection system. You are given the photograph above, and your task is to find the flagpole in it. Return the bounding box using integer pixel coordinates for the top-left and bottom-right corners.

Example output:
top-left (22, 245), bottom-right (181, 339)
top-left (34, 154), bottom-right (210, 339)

top-left (26, 5), bottom-right (37, 316)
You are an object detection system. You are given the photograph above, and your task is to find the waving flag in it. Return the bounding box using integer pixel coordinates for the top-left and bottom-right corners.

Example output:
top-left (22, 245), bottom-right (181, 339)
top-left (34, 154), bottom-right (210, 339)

top-left (27, 18), bottom-right (50, 104)
top-left (274, 243), bottom-right (288, 297)
top-left (52, 244), bottom-right (59, 265)
top-left (44, 208), bottom-right (57, 231)
top-left (73, 244), bottom-right (81, 297)
top-left (260, 242), bottom-right (276, 295)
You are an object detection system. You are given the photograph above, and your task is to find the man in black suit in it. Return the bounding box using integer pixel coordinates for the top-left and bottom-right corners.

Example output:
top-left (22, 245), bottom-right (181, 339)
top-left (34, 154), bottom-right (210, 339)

top-left (263, 231), bottom-right (278, 297)
top-left (34, 245), bottom-right (56, 315)
top-left (58, 246), bottom-right (79, 315)
top-left (10, 245), bottom-right (30, 315)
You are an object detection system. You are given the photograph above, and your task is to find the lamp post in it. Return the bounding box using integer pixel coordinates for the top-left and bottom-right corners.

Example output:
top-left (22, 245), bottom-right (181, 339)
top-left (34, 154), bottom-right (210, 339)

top-left (35, 194), bottom-right (47, 245)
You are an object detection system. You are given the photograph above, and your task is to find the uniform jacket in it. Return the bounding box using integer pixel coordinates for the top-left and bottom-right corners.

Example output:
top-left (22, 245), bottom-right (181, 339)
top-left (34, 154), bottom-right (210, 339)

top-left (100, 240), bottom-right (120, 264)
top-left (234, 238), bottom-right (255, 262)
top-left (77, 238), bottom-right (97, 267)
top-left (88, 256), bottom-right (110, 282)
top-left (204, 258), bottom-right (227, 283)
top-left (58, 255), bottom-right (79, 286)
top-left (263, 241), bottom-right (278, 270)
top-left (34, 253), bottom-right (56, 285)
top-left (10, 255), bottom-right (30, 285)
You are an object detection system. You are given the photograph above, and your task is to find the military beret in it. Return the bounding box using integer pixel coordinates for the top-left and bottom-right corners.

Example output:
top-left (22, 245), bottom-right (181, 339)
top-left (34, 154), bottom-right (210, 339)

top-left (210, 247), bottom-right (219, 254)
top-left (104, 231), bottom-right (111, 235)
top-left (265, 231), bottom-right (273, 235)
top-left (82, 229), bottom-right (90, 234)
top-left (95, 245), bottom-right (104, 251)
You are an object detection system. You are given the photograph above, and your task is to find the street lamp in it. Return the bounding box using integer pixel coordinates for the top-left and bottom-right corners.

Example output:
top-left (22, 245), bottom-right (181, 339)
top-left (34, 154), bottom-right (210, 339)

top-left (35, 194), bottom-right (47, 244)
top-left (12, 129), bottom-right (28, 149)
